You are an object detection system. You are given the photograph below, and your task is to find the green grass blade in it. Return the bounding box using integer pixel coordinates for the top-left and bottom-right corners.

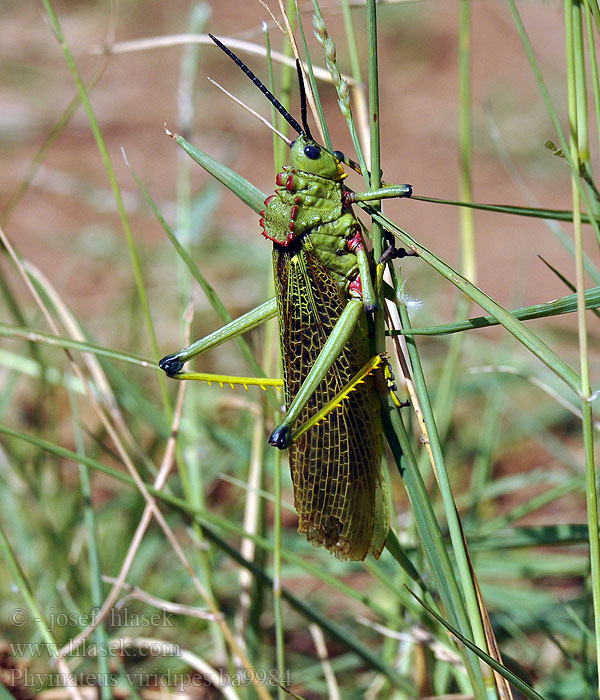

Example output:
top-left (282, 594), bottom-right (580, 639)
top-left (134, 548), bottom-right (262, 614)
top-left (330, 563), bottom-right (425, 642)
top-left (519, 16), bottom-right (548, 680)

top-left (368, 206), bottom-right (582, 395)
top-left (396, 285), bottom-right (600, 336)
top-left (565, 3), bottom-right (600, 689)
top-left (412, 591), bottom-right (549, 700)
top-left (68, 389), bottom-right (111, 700)
top-left (382, 408), bottom-right (488, 695)
top-left (0, 322), bottom-right (154, 367)
top-left (0, 523), bottom-right (56, 647)
top-left (170, 130), bottom-right (266, 212)
top-left (40, 0), bottom-right (171, 416)
top-left (396, 294), bottom-right (492, 697)
top-left (412, 194), bottom-right (600, 225)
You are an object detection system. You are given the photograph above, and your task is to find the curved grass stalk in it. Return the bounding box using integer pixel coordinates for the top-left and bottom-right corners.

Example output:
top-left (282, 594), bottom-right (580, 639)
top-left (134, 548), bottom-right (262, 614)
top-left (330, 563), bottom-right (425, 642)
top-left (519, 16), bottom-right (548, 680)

top-left (0, 323), bottom-right (154, 367)
top-left (102, 34), bottom-right (358, 87)
top-left (411, 591), bottom-right (547, 700)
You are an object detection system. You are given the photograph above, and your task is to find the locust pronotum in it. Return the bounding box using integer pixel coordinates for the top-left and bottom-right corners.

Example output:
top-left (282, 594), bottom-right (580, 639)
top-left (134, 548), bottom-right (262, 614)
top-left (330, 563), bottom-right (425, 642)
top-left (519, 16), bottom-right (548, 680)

top-left (160, 35), bottom-right (414, 560)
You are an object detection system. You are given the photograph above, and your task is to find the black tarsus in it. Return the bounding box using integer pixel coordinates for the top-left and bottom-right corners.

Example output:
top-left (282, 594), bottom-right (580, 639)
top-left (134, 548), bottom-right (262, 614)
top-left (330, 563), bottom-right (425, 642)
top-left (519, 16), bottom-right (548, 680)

top-left (209, 34), bottom-right (303, 137)
top-left (268, 425), bottom-right (292, 449)
top-left (159, 354), bottom-right (184, 376)
top-left (379, 229), bottom-right (419, 264)
top-left (295, 59), bottom-right (313, 140)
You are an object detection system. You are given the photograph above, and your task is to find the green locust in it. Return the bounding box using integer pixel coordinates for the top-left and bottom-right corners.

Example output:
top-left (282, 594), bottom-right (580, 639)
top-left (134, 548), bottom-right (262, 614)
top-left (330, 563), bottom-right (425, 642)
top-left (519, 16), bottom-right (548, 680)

top-left (160, 35), bottom-right (413, 560)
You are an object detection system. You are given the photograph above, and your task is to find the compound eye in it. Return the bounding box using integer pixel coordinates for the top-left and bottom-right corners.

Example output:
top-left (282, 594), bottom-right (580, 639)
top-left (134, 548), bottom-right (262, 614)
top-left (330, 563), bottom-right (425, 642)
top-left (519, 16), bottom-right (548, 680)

top-left (304, 144), bottom-right (320, 159)
top-left (333, 150), bottom-right (345, 162)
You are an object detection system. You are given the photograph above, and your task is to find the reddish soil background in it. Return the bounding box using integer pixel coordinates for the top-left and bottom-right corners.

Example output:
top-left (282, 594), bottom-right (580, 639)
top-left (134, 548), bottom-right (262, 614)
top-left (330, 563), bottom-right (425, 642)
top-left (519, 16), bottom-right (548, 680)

top-left (0, 1), bottom-right (579, 321)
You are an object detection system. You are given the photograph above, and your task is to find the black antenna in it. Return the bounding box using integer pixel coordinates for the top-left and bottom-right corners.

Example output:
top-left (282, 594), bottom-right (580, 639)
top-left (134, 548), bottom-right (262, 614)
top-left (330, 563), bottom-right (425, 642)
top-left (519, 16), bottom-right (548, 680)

top-left (209, 34), bottom-right (303, 136)
top-left (295, 59), bottom-right (313, 140)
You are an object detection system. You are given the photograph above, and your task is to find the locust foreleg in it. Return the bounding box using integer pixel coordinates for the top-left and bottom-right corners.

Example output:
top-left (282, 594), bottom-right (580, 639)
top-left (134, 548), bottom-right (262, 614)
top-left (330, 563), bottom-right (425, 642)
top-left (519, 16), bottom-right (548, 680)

top-left (344, 183), bottom-right (413, 204)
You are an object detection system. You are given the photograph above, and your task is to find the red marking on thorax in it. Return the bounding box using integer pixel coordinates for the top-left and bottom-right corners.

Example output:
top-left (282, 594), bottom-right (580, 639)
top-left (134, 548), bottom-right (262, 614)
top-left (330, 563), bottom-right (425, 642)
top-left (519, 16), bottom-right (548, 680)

top-left (349, 274), bottom-right (363, 299)
top-left (341, 191), bottom-right (353, 207)
top-left (261, 228), bottom-right (293, 246)
top-left (259, 180), bottom-right (297, 247)
top-left (259, 205), bottom-right (295, 246)
top-left (347, 230), bottom-right (364, 252)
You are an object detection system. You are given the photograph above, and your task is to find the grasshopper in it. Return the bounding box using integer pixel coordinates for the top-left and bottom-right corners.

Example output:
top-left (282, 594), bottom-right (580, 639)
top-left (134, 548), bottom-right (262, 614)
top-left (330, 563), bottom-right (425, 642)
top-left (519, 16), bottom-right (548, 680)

top-left (160, 35), bottom-right (413, 560)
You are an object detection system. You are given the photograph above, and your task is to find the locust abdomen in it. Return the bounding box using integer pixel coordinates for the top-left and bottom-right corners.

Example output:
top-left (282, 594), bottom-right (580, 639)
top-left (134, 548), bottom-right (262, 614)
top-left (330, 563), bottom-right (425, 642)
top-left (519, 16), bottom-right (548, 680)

top-left (272, 239), bottom-right (388, 560)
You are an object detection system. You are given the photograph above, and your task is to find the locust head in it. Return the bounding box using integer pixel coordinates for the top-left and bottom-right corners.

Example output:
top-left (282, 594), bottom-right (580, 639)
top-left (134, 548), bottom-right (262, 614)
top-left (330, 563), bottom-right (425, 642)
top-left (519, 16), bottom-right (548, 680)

top-left (208, 34), bottom-right (348, 184)
top-left (289, 134), bottom-right (346, 181)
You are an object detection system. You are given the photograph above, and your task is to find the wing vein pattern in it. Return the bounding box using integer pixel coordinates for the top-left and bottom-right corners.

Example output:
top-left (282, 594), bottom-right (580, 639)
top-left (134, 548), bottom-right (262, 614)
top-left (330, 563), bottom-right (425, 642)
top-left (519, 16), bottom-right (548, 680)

top-left (273, 241), bottom-right (387, 560)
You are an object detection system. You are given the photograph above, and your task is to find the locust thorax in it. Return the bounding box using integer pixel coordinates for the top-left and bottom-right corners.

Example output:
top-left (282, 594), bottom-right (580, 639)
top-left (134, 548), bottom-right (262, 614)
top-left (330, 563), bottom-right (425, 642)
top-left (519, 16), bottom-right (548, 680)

top-left (289, 134), bottom-right (346, 181)
top-left (260, 134), bottom-right (347, 246)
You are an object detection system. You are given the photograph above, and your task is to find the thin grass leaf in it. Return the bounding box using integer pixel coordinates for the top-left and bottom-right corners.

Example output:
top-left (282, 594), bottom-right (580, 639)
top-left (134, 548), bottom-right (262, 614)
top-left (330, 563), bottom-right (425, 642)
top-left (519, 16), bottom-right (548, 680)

top-left (68, 389), bottom-right (111, 700)
top-left (168, 129), bottom-right (266, 212)
top-left (466, 524), bottom-right (592, 550)
top-left (369, 206), bottom-right (582, 395)
top-left (382, 409), bottom-right (489, 696)
top-left (396, 285), bottom-right (600, 336)
top-left (412, 194), bottom-right (600, 225)
top-left (411, 590), bottom-right (549, 700)
top-left (0, 322), bottom-right (154, 368)
top-left (40, 0), bottom-right (171, 416)
top-left (393, 284), bottom-right (492, 698)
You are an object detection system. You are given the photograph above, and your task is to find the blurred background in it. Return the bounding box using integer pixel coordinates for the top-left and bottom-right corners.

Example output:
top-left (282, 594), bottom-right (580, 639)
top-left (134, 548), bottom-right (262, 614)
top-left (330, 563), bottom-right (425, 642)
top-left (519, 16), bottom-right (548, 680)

top-left (1, 1), bottom-right (598, 698)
